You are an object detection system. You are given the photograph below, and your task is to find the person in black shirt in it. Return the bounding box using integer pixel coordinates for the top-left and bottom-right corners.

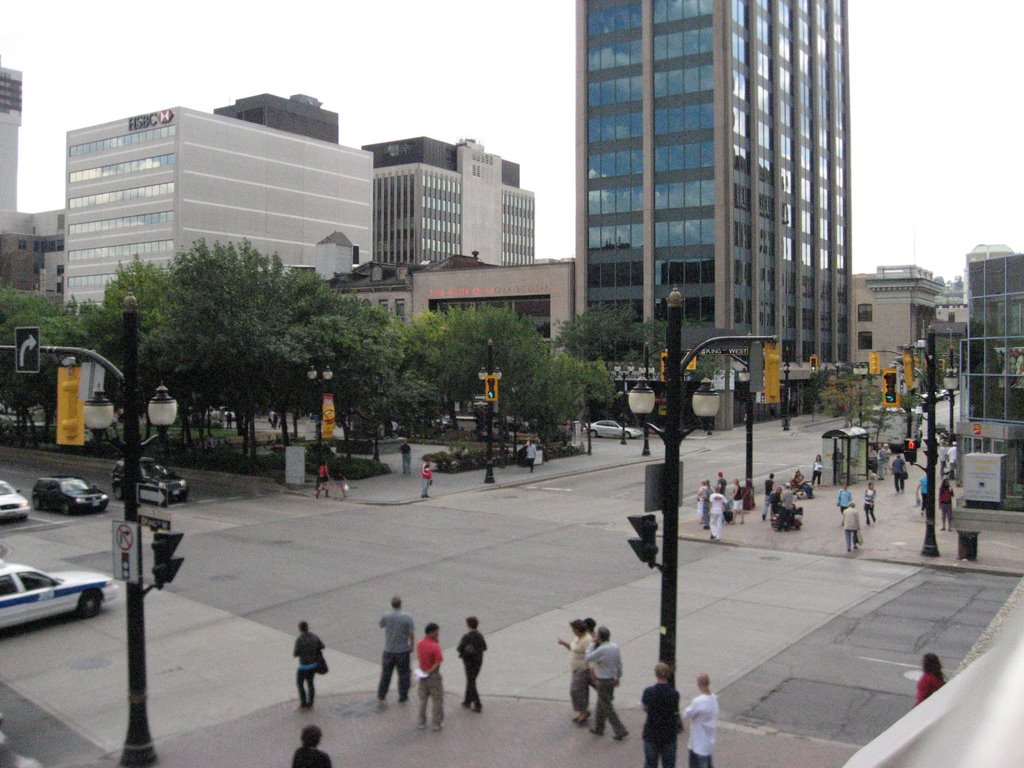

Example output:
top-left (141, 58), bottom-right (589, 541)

top-left (292, 725), bottom-right (332, 768)
top-left (457, 615), bottom-right (488, 712)
top-left (294, 621), bottom-right (325, 710)
top-left (642, 662), bottom-right (681, 768)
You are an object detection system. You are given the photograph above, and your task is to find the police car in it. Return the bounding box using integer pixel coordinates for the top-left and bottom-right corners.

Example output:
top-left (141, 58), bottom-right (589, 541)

top-left (0, 561), bottom-right (119, 630)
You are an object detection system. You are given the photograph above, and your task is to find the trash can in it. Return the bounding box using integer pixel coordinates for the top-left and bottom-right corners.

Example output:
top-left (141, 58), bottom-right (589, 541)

top-left (957, 531), bottom-right (979, 561)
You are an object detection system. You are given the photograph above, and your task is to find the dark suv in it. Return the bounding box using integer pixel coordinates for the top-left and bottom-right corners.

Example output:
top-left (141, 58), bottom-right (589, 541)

top-left (111, 458), bottom-right (189, 505)
top-left (32, 476), bottom-right (109, 514)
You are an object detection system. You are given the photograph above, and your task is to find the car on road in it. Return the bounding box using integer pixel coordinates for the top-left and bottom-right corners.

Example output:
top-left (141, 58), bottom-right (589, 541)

top-left (111, 458), bottom-right (188, 505)
top-left (0, 482), bottom-right (30, 523)
top-left (0, 560), bottom-right (119, 630)
top-left (30, 477), bottom-right (109, 515)
top-left (587, 420), bottom-right (643, 439)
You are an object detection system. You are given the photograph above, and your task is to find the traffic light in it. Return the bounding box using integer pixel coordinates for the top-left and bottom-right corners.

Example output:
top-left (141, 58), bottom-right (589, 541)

top-left (56, 365), bottom-right (85, 446)
top-left (484, 375), bottom-right (499, 402)
top-left (881, 368), bottom-right (900, 408)
top-left (151, 531), bottom-right (185, 589)
top-left (809, 354), bottom-right (819, 373)
top-left (763, 342), bottom-right (781, 403)
top-left (685, 351), bottom-right (698, 371)
top-left (627, 514), bottom-right (659, 568)
top-left (902, 350), bottom-right (915, 391)
top-left (869, 351), bottom-right (881, 375)
top-left (660, 350), bottom-right (668, 382)
top-left (903, 438), bottom-right (918, 465)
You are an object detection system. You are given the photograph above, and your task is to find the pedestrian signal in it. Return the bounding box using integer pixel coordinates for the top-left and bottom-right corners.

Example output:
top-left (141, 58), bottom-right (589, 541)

top-left (903, 438), bottom-right (918, 465)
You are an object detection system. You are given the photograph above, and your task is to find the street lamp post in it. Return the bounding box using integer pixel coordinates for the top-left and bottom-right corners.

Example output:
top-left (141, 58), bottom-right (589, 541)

top-left (82, 295), bottom-right (178, 767)
top-left (782, 361), bottom-right (792, 431)
top-left (738, 370), bottom-right (754, 484)
top-left (478, 340), bottom-right (502, 484)
top-left (628, 378), bottom-right (655, 457)
top-left (921, 327), bottom-right (940, 558)
top-left (307, 366), bottom-right (333, 459)
top-left (944, 367), bottom-right (958, 433)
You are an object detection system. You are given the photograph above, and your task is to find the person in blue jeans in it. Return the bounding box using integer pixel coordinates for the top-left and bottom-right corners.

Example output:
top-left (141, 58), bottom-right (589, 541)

top-left (891, 454), bottom-right (906, 493)
top-left (377, 596), bottom-right (415, 710)
top-left (836, 482), bottom-right (853, 525)
top-left (294, 621), bottom-right (325, 710)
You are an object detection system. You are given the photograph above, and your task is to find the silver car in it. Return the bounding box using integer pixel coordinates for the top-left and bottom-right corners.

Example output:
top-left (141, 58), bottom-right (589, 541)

top-left (0, 482), bottom-right (30, 523)
top-left (588, 420), bottom-right (643, 439)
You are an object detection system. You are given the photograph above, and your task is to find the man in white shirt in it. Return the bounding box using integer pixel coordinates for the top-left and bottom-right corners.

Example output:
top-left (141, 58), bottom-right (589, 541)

top-left (947, 443), bottom-right (958, 480)
top-left (708, 490), bottom-right (727, 541)
top-left (682, 672), bottom-right (719, 768)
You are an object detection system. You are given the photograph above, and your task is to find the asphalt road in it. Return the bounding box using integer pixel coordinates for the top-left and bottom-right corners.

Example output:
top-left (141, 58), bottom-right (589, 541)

top-left (0, 438), bottom-right (1017, 767)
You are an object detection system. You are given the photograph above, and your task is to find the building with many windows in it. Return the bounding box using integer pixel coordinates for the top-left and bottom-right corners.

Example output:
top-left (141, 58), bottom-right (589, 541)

top-left (577, 0), bottom-right (852, 365)
top-left (852, 265), bottom-right (942, 365)
top-left (362, 137), bottom-right (535, 267)
top-left (64, 106), bottom-right (372, 303)
top-left (0, 58), bottom-right (23, 212)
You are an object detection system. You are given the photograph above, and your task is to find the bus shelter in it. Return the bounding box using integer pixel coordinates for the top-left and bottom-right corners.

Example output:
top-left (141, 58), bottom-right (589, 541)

top-left (821, 427), bottom-right (870, 485)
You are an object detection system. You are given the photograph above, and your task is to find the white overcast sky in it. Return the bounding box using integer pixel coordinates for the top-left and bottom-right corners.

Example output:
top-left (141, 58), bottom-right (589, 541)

top-left (3, 0), bottom-right (1022, 282)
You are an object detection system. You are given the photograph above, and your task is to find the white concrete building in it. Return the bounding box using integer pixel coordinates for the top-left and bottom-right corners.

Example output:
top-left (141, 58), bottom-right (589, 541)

top-left (0, 59), bottom-right (22, 212)
top-left (64, 106), bottom-right (372, 303)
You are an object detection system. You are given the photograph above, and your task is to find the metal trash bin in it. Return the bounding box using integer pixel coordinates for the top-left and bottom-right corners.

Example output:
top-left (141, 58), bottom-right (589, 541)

top-left (957, 531), bottom-right (978, 561)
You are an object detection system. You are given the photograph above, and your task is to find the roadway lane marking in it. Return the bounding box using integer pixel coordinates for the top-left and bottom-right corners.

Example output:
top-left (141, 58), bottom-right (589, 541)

top-left (526, 486), bottom-right (574, 492)
top-left (858, 656), bottom-right (917, 668)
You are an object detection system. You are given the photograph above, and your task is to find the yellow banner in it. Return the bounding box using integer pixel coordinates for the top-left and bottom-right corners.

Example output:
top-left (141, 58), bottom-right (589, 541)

top-left (321, 393), bottom-right (336, 440)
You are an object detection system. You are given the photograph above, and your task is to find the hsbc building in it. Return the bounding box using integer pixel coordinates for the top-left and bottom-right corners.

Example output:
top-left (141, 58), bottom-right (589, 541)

top-left (64, 105), bottom-right (372, 303)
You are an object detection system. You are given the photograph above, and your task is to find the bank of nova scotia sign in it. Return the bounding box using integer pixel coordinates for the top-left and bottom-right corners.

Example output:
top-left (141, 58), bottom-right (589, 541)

top-left (128, 109), bottom-right (174, 131)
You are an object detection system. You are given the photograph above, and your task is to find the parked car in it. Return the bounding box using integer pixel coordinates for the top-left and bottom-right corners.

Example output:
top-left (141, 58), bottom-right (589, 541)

top-left (0, 482), bottom-right (30, 523)
top-left (31, 477), bottom-right (109, 515)
top-left (111, 458), bottom-right (188, 505)
top-left (587, 420), bottom-right (643, 439)
top-left (0, 560), bottom-right (119, 630)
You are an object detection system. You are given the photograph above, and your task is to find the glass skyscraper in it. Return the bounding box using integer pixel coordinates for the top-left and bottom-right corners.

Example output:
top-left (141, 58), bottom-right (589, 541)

top-left (576, 0), bottom-right (851, 363)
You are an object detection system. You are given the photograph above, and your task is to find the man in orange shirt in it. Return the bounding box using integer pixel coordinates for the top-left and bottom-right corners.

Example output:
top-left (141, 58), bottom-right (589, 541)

top-left (416, 623), bottom-right (444, 731)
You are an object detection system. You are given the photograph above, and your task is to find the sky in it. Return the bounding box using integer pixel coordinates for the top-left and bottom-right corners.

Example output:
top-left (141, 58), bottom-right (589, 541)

top-left (3, 0), bottom-right (1023, 283)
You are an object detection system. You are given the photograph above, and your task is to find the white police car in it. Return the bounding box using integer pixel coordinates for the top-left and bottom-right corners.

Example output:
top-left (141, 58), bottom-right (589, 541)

top-left (0, 481), bottom-right (30, 523)
top-left (0, 561), bottom-right (119, 630)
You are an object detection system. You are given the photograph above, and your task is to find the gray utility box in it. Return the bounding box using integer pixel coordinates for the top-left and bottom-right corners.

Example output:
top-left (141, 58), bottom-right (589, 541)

top-left (963, 453), bottom-right (1007, 508)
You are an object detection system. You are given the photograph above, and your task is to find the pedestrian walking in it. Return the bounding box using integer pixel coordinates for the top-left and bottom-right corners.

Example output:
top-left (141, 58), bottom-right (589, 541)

top-left (416, 623), bottom-right (445, 731)
top-left (294, 621), bottom-right (325, 711)
top-left (585, 626), bottom-right (628, 740)
top-left (708, 489), bottom-right (727, 541)
top-left (842, 504), bottom-right (861, 552)
top-left (939, 478), bottom-right (954, 530)
top-left (682, 673), bottom-right (718, 768)
top-left (836, 482), bottom-right (853, 524)
top-left (292, 724), bottom-right (332, 768)
top-left (891, 453), bottom-right (906, 493)
top-left (812, 455), bottom-right (824, 486)
top-left (917, 474), bottom-right (929, 511)
top-left (642, 662), bottom-right (681, 768)
top-left (877, 443), bottom-right (890, 480)
top-left (557, 619), bottom-right (592, 726)
top-left (729, 479), bottom-right (743, 524)
top-left (315, 460), bottom-right (330, 499)
top-left (400, 440), bottom-right (412, 474)
top-left (336, 471), bottom-right (348, 500)
top-left (526, 440), bottom-right (537, 473)
top-left (420, 461), bottom-right (433, 498)
top-left (457, 616), bottom-right (487, 712)
top-left (762, 474), bottom-right (775, 520)
top-left (938, 442), bottom-right (949, 477)
top-left (947, 444), bottom-right (958, 481)
top-left (863, 482), bottom-right (877, 525)
top-left (377, 596), bottom-right (415, 711)
top-left (696, 480), bottom-right (711, 528)
top-left (715, 472), bottom-right (727, 495)
top-left (915, 653), bottom-right (945, 706)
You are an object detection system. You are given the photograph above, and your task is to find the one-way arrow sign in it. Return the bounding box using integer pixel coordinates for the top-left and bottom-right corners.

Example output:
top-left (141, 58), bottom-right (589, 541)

top-left (14, 327), bottom-right (40, 373)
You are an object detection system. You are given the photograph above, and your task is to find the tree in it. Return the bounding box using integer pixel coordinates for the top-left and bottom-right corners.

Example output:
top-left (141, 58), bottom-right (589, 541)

top-left (554, 305), bottom-right (638, 362)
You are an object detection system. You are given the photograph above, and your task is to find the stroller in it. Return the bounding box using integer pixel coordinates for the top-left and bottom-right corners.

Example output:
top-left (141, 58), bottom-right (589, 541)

top-left (771, 502), bottom-right (803, 531)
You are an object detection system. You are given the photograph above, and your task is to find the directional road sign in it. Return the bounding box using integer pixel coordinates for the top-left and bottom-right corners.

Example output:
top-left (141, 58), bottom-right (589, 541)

top-left (14, 327), bottom-right (40, 373)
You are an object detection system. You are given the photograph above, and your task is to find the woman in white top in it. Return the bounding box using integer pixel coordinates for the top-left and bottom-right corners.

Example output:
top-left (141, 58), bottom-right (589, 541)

top-left (557, 619), bottom-right (592, 725)
top-left (812, 455), bottom-right (824, 486)
top-left (708, 490), bottom-right (727, 541)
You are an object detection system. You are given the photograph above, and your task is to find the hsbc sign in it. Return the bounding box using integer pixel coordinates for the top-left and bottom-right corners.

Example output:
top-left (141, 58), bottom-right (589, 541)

top-left (128, 109), bottom-right (174, 131)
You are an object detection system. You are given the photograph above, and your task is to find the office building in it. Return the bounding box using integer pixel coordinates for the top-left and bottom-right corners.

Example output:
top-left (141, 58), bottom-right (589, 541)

top-left (577, 0), bottom-right (852, 364)
top-left (64, 106), bottom-right (372, 303)
top-left (0, 210), bottom-right (65, 292)
top-left (362, 137), bottom-right (535, 267)
top-left (852, 265), bottom-right (941, 365)
top-left (213, 93), bottom-right (339, 144)
top-left (0, 58), bottom-right (22, 212)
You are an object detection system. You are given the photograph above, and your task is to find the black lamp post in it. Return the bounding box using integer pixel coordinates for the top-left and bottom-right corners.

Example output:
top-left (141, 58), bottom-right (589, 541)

top-left (478, 340), bottom-right (501, 484)
top-left (307, 366), bottom-right (333, 458)
top-left (944, 366), bottom-right (958, 434)
top-left (921, 327), bottom-right (940, 558)
top-left (83, 295), bottom-right (178, 767)
top-left (782, 361), bottom-right (792, 431)
top-left (628, 378), bottom-right (655, 457)
top-left (738, 369), bottom-right (754, 484)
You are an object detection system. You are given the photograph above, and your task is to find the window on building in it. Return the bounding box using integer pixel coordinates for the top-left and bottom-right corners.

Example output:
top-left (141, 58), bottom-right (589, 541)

top-left (857, 331), bottom-right (873, 350)
top-left (857, 303), bottom-right (872, 322)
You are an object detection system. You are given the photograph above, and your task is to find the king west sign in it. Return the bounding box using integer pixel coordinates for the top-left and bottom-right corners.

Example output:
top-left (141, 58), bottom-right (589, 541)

top-left (128, 109), bottom-right (174, 131)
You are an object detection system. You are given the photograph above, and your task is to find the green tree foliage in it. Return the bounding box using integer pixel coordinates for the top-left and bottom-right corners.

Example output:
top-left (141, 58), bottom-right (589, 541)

top-left (554, 304), bottom-right (638, 362)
